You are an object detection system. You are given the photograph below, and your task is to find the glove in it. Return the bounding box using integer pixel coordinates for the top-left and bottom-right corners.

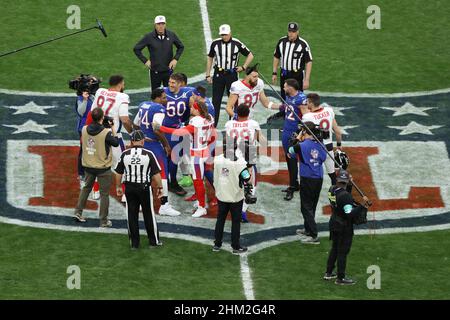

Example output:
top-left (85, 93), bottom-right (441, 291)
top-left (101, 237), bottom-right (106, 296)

top-left (266, 110), bottom-right (285, 125)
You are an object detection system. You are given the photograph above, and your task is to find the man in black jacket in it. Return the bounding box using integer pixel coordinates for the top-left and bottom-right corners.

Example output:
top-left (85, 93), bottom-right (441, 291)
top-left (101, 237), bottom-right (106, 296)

top-left (324, 170), bottom-right (370, 285)
top-left (133, 15), bottom-right (184, 90)
top-left (74, 107), bottom-right (119, 227)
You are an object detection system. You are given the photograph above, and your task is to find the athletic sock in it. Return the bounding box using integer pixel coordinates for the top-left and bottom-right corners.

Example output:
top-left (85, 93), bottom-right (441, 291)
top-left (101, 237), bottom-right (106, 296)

top-left (193, 179), bottom-right (206, 208)
top-left (93, 181), bottom-right (99, 192)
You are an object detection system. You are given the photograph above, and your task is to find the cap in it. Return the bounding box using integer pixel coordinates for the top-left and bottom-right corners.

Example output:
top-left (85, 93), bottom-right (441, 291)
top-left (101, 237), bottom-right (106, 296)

top-left (154, 15), bottom-right (166, 24)
top-left (336, 170), bottom-right (350, 183)
top-left (193, 89), bottom-right (206, 98)
top-left (130, 130), bottom-right (145, 142)
top-left (219, 24), bottom-right (231, 35)
top-left (288, 22), bottom-right (299, 32)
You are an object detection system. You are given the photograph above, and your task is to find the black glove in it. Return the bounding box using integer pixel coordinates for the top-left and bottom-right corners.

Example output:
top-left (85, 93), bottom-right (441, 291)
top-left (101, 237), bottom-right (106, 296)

top-left (266, 110), bottom-right (285, 125)
top-left (288, 130), bottom-right (301, 147)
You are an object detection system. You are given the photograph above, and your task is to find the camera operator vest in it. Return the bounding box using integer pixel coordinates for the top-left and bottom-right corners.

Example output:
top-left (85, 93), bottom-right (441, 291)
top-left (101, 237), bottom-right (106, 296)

top-left (81, 126), bottom-right (113, 169)
top-left (328, 185), bottom-right (368, 226)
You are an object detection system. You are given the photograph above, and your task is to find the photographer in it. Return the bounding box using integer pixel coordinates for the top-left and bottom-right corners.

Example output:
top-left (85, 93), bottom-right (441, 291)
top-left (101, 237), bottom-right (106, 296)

top-left (288, 121), bottom-right (327, 245)
top-left (324, 170), bottom-right (371, 285)
top-left (213, 137), bottom-right (254, 254)
top-left (74, 107), bottom-right (119, 227)
top-left (71, 75), bottom-right (100, 188)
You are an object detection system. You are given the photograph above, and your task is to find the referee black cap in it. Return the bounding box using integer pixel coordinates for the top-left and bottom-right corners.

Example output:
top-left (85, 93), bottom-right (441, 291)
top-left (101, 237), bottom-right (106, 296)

top-left (288, 22), bottom-right (299, 32)
top-left (337, 169), bottom-right (350, 183)
top-left (131, 130), bottom-right (145, 142)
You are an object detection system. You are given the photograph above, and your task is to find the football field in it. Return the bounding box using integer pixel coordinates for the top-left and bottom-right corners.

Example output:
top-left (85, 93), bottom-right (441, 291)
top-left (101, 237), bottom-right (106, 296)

top-left (0, 0), bottom-right (450, 300)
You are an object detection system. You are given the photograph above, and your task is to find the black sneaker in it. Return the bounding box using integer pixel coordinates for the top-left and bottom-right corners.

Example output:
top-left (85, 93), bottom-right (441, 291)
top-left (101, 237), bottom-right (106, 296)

top-left (283, 188), bottom-right (295, 201)
top-left (149, 241), bottom-right (163, 248)
top-left (74, 213), bottom-right (86, 223)
top-left (169, 182), bottom-right (187, 196)
top-left (301, 236), bottom-right (320, 245)
top-left (323, 272), bottom-right (337, 280)
top-left (212, 245), bottom-right (221, 252)
top-left (335, 278), bottom-right (356, 285)
top-left (232, 246), bottom-right (248, 255)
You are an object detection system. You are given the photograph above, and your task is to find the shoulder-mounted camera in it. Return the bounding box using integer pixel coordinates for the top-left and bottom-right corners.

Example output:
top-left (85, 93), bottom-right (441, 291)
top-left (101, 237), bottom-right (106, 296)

top-left (69, 74), bottom-right (101, 96)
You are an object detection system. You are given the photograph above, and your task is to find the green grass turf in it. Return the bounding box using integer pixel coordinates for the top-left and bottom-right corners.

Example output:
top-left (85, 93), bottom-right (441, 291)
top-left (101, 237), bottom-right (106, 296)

top-left (249, 230), bottom-right (450, 299)
top-left (1, 221), bottom-right (450, 299)
top-left (0, 0), bottom-right (449, 92)
top-left (0, 223), bottom-right (244, 299)
top-left (0, 0), bottom-right (205, 92)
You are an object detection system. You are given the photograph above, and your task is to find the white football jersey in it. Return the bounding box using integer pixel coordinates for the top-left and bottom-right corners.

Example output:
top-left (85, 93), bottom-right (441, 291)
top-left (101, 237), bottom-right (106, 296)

top-left (225, 119), bottom-right (261, 146)
top-left (189, 116), bottom-right (214, 153)
top-left (91, 88), bottom-right (130, 134)
top-left (302, 105), bottom-right (335, 145)
top-left (229, 79), bottom-right (264, 118)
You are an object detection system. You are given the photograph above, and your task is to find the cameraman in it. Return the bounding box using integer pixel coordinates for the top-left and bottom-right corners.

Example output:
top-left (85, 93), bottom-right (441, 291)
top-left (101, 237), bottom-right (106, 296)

top-left (288, 121), bottom-right (327, 245)
top-left (213, 137), bottom-right (254, 255)
top-left (73, 75), bottom-right (99, 187)
top-left (74, 107), bottom-right (119, 227)
top-left (324, 170), bottom-right (371, 285)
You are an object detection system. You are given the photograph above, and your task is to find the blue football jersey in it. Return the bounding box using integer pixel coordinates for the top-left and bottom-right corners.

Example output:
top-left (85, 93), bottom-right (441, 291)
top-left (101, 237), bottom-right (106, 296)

top-left (163, 87), bottom-right (193, 128)
top-left (283, 91), bottom-right (306, 132)
top-left (137, 101), bottom-right (165, 140)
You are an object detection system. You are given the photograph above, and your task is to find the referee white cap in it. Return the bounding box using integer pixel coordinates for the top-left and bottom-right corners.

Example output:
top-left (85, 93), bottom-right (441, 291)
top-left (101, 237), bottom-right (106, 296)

top-left (219, 24), bottom-right (231, 35)
top-left (154, 15), bottom-right (166, 24)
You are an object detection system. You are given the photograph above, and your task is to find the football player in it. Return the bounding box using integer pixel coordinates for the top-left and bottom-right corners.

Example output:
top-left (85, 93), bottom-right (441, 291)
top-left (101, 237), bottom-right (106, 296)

top-left (225, 64), bottom-right (280, 120)
top-left (87, 75), bottom-right (134, 200)
top-left (134, 88), bottom-right (181, 216)
top-left (301, 93), bottom-right (343, 185)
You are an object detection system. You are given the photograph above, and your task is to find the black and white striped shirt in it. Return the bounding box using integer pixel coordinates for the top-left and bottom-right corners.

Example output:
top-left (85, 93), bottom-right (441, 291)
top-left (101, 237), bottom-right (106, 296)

top-left (115, 147), bottom-right (161, 184)
top-left (274, 36), bottom-right (313, 72)
top-left (208, 37), bottom-right (251, 70)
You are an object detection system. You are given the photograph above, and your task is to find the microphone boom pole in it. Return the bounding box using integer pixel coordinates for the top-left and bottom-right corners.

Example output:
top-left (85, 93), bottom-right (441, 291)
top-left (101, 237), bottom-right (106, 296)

top-left (0, 19), bottom-right (107, 58)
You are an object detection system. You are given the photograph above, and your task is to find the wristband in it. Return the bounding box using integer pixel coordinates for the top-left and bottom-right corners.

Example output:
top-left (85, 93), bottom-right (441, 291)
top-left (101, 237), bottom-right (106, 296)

top-left (205, 75), bottom-right (210, 79)
top-left (337, 142), bottom-right (342, 147)
top-left (272, 72), bottom-right (277, 76)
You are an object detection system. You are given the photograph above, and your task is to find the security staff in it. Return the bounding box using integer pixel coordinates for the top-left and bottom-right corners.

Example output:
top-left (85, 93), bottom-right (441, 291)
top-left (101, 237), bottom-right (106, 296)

top-left (206, 24), bottom-right (254, 126)
top-left (272, 22), bottom-right (313, 100)
top-left (133, 15), bottom-right (185, 90)
top-left (74, 107), bottom-right (119, 227)
top-left (325, 170), bottom-right (371, 285)
top-left (288, 122), bottom-right (327, 244)
top-left (213, 138), bottom-right (253, 254)
top-left (115, 130), bottom-right (164, 249)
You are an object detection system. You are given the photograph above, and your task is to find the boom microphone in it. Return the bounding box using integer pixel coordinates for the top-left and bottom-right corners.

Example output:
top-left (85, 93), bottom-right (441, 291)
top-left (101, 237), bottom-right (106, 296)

top-left (96, 19), bottom-right (108, 38)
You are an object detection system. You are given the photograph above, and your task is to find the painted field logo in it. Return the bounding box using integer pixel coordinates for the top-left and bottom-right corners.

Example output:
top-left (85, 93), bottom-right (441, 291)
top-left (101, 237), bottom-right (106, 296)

top-left (0, 86), bottom-right (449, 246)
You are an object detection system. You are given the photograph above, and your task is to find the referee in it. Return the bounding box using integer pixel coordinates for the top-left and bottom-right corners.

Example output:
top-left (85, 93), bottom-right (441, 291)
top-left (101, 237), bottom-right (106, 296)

top-left (272, 22), bottom-right (313, 100)
top-left (115, 130), bottom-right (164, 249)
top-left (206, 24), bottom-right (254, 126)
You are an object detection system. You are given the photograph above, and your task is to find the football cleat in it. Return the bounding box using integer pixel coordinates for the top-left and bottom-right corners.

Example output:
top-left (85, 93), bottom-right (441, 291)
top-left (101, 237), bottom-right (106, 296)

top-left (159, 203), bottom-right (181, 216)
top-left (192, 206), bottom-right (207, 218)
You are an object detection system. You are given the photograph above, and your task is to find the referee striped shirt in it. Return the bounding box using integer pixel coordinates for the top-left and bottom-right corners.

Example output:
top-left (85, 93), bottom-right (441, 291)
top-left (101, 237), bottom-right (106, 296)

top-left (115, 147), bottom-right (161, 184)
top-left (274, 36), bottom-right (313, 72)
top-left (208, 37), bottom-right (251, 70)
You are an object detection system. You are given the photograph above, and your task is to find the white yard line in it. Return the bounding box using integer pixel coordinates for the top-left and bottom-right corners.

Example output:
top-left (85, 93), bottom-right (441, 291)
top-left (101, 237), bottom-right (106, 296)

top-left (240, 254), bottom-right (255, 300)
top-left (199, 0), bottom-right (213, 54)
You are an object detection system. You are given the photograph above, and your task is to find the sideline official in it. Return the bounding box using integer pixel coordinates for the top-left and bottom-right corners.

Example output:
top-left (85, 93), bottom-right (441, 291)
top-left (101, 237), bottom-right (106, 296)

top-left (325, 170), bottom-right (370, 285)
top-left (115, 130), bottom-right (164, 249)
top-left (74, 107), bottom-right (119, 227)
top-left (288, 122), bottom-right (327, 245)
top-left (133, 15), bottom-right (184, 90)
top-left (206, 24), bottom-right (254, 126)
top-left (272, 22), bottom-right (313, 99)
top-left (213, 138), bottom-right (253, 254)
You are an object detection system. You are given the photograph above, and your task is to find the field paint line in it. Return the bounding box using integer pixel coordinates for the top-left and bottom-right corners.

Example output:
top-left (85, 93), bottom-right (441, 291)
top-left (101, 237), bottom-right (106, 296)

top-left (2, 78), bottom-right (450, 97)
top-left (240, 255), bottom-right (255, 300)
top-left (199, 0), bottom-right (213, 54)
top-left (246, 222), bottom-right (450, 255)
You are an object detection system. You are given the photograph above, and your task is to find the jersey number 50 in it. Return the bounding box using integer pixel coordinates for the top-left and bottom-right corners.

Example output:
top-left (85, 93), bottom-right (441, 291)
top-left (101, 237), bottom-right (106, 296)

top-left (166, 101), bottom-right (186, 117)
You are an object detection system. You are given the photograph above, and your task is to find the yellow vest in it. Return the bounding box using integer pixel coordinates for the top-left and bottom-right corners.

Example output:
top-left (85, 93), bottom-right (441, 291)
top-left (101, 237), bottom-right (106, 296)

top-left (81, 126), bottom-right (113, 169)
